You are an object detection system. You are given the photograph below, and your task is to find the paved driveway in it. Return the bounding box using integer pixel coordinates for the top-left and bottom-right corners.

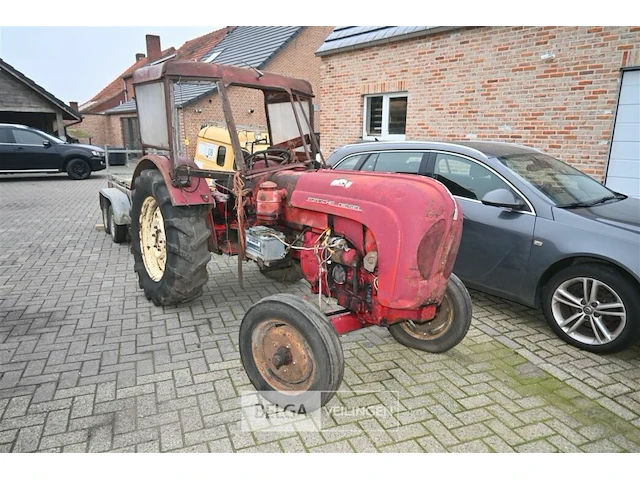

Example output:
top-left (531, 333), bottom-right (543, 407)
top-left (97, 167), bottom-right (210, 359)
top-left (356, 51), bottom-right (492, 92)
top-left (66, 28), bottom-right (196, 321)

top-left (1, 173), bottom-right (639, 453)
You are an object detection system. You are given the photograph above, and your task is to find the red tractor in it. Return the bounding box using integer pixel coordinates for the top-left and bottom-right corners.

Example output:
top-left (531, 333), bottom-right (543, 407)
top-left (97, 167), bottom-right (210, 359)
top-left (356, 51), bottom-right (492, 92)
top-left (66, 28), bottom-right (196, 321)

top-left (121, 60), bottom-right (471, 411)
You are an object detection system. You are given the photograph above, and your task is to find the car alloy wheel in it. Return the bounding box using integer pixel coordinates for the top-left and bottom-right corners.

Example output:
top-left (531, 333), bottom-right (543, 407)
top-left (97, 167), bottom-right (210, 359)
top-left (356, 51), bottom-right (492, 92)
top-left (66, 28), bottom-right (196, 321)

top-left (551, 276), bottom-right (626, 347)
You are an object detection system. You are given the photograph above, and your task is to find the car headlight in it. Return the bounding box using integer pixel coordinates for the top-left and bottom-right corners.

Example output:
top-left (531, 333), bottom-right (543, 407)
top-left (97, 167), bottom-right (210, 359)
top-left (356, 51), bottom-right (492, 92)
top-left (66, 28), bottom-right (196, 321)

top-left (92, 150), bottom-right (105, 157)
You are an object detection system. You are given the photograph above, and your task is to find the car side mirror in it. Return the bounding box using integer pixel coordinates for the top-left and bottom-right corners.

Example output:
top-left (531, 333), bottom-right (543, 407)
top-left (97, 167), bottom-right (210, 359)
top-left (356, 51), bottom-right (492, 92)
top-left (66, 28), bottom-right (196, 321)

top-left (43, 140), bottom-right (51, 148)
top-left (481, 188), bottom-right (526, 210)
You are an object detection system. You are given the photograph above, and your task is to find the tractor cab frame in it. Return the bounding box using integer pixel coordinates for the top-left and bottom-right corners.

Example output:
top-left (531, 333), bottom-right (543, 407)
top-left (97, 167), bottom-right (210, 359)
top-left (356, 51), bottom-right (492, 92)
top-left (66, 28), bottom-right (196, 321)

top-left (133, 60), bottom-right (322, 189)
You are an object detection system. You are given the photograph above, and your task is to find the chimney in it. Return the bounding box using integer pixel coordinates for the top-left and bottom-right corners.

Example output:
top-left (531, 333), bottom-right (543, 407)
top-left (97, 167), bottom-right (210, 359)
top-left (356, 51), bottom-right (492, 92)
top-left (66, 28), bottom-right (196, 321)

top-left (145, 34), bottom-right (161, 62)
top-left (135, 53), bottom-right (146, 62)
top-left (69, 101), bottom-right (79, 111)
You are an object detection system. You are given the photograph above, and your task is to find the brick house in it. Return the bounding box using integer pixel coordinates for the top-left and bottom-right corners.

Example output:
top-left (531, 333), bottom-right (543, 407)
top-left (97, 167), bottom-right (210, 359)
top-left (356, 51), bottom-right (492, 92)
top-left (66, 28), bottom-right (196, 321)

top-left (73, 34), bottom-right (179, 146)
top-left (94, 28), bottom-right (230, 150)
top-left (316, 26), bottom-right (640, 196)
top-left (88, 26), bottom-right (331, 159)
top-left (173, 26), bottom-right (333, 158)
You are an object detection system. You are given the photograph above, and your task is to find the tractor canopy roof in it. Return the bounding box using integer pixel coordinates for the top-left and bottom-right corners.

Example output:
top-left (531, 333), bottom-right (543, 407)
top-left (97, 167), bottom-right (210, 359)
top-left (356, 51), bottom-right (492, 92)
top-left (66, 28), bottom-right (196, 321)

top-left (132, 60), bottom-right (314, 97)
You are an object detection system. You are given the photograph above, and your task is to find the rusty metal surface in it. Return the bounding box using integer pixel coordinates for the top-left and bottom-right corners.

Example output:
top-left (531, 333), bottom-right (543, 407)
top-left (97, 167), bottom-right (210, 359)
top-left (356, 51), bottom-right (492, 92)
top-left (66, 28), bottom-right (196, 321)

top-left (132, 155), bottom-right (214, 207)
top-left (251, 319), bottom-right (314, 391)
top-left (132, 60), bottom-right (314, 97)
top-left (399, 292), bottom-right (453, 339)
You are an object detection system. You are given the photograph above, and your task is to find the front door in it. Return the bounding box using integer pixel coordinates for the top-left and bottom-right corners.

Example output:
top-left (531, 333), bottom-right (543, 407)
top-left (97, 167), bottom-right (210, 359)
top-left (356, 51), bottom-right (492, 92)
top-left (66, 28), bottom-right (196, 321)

top-left (9, 128), bottom-right (61, 170)
top-left (429, 152), bottom-right (536, 301)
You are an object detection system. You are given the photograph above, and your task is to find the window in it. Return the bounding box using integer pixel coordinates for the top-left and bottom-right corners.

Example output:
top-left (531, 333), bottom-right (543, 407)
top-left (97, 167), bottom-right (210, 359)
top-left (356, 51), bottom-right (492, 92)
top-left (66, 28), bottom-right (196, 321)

top-left (204, 51), bottom-right (222, 63)
top-left (434, 153), bottom-right (514, 201)
top-left (12, 129), bottom-right (46, 146)
top-left (360, 152), bottom-right (424, 174)
top-left (363, 93), bottom-right (407, 140)
top-left (333, 154), bottom-right (366, 171)
top-left (0, 128), bottom-right (12, 144)
top-left (121, 117), bottom-right (141, 150)
top-left (216, 146), bottom-right (226, 167)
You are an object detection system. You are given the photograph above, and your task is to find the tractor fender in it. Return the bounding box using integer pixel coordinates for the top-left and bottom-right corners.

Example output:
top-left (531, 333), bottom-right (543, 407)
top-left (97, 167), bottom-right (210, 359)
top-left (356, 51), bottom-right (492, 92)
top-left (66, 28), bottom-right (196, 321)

top-left (132, 155), bottom-right (214, 206)
top-left (99, 188), bottom-right (131, 225)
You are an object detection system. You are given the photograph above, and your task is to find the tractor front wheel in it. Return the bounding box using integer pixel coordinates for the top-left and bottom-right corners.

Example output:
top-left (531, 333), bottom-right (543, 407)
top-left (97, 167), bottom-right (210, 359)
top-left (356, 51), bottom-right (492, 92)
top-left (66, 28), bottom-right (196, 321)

top-left (388, 273), bottom-right (472, 353)
top-left (131, 169), bottom-right (211, 305)
top-left (239, 293), bottom-right (344, 412)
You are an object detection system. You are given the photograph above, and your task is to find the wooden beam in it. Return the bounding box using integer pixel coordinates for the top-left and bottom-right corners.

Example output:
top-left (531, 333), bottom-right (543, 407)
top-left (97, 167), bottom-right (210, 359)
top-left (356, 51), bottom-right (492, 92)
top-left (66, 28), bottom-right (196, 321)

top-left (56, 112), bottom-right (64, 138)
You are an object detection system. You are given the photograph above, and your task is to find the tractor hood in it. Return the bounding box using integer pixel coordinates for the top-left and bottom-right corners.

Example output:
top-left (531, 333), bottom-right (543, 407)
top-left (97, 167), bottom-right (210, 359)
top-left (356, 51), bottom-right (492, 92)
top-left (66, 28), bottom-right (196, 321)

top-left (271, 169), bottom-right (463, 310)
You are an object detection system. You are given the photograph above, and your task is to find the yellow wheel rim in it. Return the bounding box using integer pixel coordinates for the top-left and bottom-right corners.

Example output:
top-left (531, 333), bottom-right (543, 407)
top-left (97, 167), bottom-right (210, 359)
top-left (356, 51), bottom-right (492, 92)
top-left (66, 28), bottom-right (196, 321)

top-left (139, 196), bottom-right (166, 282)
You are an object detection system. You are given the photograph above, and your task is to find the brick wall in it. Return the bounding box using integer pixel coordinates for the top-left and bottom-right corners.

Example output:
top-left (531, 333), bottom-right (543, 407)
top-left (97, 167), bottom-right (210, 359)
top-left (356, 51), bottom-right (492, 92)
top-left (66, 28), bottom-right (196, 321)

top-left (319, 26), bottom-right (640, 179)
top-left (67, 112), bottom-right (139, 147)
top-left (67, 113), bottom-right (111, 146)
top-left (107, 113), bottom-right (138, 147)
top-left (262, 26), bottom-right (333, 133)
top-left (178, 26), bottom-right (333, 159)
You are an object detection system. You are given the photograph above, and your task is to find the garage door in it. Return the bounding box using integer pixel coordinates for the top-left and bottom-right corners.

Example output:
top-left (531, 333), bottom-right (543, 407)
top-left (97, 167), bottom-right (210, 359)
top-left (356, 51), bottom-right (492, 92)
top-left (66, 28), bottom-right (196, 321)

top-left (606, 69), bottom-right (640, 197)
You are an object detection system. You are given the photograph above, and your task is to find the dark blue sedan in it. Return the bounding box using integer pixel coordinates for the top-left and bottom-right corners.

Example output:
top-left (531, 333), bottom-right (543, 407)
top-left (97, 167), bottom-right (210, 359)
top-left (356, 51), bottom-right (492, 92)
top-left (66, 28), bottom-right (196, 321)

top-left (327, 141), bottom-right (640, 354)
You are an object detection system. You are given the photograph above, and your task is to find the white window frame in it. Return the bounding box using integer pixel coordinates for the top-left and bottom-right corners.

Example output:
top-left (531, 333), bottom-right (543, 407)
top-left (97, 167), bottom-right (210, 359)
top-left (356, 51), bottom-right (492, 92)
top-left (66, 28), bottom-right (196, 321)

top-left (204, 51), bottom-right (222, 63)
top-left (362, 92), bottom-right (407, 141)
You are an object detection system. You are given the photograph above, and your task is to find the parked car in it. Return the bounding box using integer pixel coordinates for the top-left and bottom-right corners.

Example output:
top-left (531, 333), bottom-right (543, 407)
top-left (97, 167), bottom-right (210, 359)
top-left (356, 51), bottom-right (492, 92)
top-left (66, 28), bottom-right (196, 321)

top-left (327, 141), bottom-right (640, 354)
top-left (0, 124), bottom-right (106, 179)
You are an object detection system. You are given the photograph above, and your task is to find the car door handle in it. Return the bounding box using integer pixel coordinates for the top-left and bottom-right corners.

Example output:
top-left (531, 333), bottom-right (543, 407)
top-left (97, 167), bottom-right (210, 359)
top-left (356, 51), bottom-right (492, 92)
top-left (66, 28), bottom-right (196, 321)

top-left (16, 147), bottom-right (24, 151)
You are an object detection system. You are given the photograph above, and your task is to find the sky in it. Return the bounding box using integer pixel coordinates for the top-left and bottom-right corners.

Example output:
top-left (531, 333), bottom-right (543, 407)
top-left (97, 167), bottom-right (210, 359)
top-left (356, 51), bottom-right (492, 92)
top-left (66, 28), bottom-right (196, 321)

top-left (0, 26), bottom-right (220, 104)
top-left (0, 3), bottom-right (625, 108)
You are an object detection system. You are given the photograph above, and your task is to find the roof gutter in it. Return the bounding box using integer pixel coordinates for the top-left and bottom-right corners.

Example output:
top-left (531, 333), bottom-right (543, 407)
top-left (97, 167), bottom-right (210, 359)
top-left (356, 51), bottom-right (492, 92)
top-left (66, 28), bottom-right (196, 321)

top-left (315, 26), bottom-right (468, 57)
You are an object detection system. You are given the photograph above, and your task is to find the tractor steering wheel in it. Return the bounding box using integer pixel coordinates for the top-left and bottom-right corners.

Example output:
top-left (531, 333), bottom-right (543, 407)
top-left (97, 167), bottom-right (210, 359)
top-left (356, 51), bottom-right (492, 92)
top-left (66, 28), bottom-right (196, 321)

top-left (245, 148), bottom-right (291, 169)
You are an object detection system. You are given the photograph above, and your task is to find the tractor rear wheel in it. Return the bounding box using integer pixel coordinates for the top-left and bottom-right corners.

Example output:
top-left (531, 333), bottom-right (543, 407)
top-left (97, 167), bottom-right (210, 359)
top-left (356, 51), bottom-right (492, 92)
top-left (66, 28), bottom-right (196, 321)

top-left (131, 169), bottom-right (211, 305)
top-left (388, 273), bottom-right (472, 353)
top-left (239, 293), bottom-right (344, 412)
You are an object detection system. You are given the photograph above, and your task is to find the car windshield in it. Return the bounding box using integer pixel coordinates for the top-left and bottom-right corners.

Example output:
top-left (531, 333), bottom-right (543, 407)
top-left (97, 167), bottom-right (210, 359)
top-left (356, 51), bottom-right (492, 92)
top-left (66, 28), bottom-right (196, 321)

top-left (497, 152), bottom-right (620, 206)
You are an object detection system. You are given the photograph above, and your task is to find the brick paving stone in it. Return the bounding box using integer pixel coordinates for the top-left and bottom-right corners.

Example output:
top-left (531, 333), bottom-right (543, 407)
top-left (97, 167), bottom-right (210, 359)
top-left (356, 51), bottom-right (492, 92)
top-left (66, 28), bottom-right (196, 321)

top-left (208, 437), bottom-right (233, 452)
top-left (160, 423), bottom-right (184, 451)
top-left (182, 424), bottom-right (225, 446)
top-left (136, 439), bottom-right (160, 453)
top-left (43, 409), bottom-right (70, 436)
top-left (482, 435), bottom-right (516, 452)
top-left (62, 442), bottom-right (88, 453)
top-left (1, 174), bottom-right (640, 453)
top-left (88, 424), bottom-right (113, 452)
top-left (13, 425), bottom-right (43, 452)
top-left (547, 435), bottom-right (582, 453)
top-left (346, 435), bottom-right (378, 453)
top-left (450, 439), bottom-right (492, 453)
top-left (39, 430), bottom-right (88, 450)
top-left (515, 439), bottom-right (558, 453)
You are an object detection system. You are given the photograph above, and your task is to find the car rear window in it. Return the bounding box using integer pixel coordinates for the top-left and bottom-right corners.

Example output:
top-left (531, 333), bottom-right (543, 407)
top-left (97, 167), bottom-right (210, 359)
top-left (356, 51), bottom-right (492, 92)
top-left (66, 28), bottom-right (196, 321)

top-left (360, 152), bottom-right (424, 174)
top-left (333, 154), bottom-right (366, 171)
top-left (0, 128), bottom-right (13, 144)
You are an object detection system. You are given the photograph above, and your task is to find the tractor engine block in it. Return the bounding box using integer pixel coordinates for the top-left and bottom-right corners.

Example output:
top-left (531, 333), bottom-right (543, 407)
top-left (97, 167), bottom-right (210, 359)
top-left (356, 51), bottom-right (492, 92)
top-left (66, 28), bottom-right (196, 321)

top-left (298, 230), bottom-right (375, 314)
